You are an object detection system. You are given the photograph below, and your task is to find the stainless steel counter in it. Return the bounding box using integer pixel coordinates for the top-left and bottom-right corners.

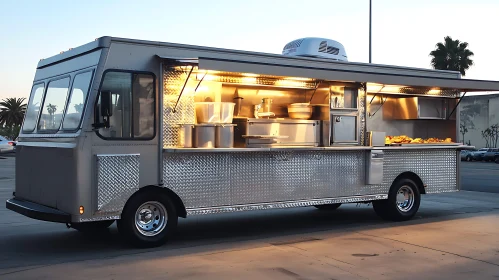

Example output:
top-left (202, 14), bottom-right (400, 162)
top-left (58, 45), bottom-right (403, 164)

top-left (164, 144), bottom-right (470, 153)
top-left (164, 146), bottom-right (372, 153)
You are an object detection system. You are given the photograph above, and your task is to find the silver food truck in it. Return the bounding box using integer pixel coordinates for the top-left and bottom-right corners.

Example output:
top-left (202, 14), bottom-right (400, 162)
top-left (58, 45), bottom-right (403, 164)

top-left (6, 36), bottom-right (499, 248)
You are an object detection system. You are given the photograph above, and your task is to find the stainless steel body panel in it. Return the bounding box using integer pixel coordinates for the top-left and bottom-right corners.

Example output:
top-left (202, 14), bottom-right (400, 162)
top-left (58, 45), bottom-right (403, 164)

top-left (366, 150), bottom-right (384, 185)
top-left (15, 145), bottom-right (77, 212)
top-left (96, 154), bottom-right (140, 214)
top-left (162, 148), bottom-right (458, 214)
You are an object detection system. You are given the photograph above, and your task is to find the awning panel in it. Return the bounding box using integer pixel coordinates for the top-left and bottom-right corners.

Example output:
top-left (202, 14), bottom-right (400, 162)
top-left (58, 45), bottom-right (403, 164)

top-left (157, 55), bottom-right (499, 93)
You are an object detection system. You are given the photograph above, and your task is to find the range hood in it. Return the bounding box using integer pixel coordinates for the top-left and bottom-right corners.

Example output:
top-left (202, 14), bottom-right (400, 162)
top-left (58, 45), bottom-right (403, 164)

top-left (382, 96), bottom-right (458, 120)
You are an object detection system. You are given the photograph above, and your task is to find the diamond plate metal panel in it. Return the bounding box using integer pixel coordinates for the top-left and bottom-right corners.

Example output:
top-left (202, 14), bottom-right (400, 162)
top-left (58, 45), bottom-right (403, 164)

top-left (374, 149), bottom-right (458, 193)
top-left (187, 194), bottom-right (388, 216)
top-left (96, 154), bottom-right (140, 213)
top-left (163, 148), bottom-right (458, 214)
top-left (163, 66), bottom-right (196, 148)
top-left (272, 151), bottom-right (367, 200)
top-left (163, 152), bottom-right (231, 208)
top-left (163, 150), bottom-right (380, 209)
top-left (230, 152), bottom-right (274, 205)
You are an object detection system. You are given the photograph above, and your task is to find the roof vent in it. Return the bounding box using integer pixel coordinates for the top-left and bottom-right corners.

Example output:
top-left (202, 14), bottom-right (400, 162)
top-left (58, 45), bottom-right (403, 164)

top-left (282, 37), bottom-right (348, 62)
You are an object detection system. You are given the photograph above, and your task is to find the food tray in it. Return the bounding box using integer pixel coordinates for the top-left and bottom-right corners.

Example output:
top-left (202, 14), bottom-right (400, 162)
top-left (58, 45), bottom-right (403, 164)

top-left (386, 142), bottom-right (462, 147)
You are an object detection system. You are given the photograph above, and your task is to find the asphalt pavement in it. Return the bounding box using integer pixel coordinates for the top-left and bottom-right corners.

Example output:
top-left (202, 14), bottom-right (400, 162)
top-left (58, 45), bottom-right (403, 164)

top-left (0, 157), bottom-right (498, 279)
top-left (460, 161), bottom-right (499, 193)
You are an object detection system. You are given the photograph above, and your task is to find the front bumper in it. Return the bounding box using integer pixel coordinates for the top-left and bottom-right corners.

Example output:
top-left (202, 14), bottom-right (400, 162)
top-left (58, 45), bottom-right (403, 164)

top-left (6, 198), bottom-right (71, 223)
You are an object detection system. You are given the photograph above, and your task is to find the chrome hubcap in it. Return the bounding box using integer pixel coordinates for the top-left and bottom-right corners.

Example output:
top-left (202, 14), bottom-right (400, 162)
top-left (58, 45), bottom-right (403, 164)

top-left (396, 186), bottom-right (414, 212)
top-left (135, 201), bottom-right (167, 237)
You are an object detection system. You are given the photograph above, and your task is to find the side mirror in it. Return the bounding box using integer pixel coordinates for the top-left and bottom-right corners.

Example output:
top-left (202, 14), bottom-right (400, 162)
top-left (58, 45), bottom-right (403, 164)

top-left (92, 90), bottom-right (113, 129)
top-left (100, 90), bottom-right (113, 117)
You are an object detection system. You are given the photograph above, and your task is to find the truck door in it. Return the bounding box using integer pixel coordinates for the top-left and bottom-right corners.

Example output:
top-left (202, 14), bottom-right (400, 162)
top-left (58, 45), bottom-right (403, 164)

top-left (91, 70), bottom-right (159, 214)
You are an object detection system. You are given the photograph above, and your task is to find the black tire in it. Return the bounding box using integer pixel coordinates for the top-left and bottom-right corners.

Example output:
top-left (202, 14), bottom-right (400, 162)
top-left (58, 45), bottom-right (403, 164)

top-left (466, 155), bottom-right (472, 162)
top-left (314, 203), bottom-right (342, 210)
top-left (495, 156), bottom-right (499, 164)
top-left (117, 190), bottom-right (178, 248)
top-left (372, 178), bottom-right (421, 222)
top-left (70, 220), bottom-right (115, 233)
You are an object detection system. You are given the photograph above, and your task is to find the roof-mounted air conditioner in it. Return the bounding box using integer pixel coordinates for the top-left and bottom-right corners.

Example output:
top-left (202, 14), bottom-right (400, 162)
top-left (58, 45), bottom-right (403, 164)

top-left (282, 37), bottom-right (348, 62)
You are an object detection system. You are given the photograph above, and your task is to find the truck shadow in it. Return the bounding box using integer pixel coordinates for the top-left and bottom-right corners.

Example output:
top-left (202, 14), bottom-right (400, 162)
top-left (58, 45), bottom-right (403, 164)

top-left (0, 203), bottom-right (497, 272)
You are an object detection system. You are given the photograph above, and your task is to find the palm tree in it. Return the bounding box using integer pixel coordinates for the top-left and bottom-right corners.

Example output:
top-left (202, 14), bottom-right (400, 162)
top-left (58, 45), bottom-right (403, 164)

top-left (429, 36), bottom-right (474, 76)
top-left (0, 97), bottom-right (27, 127)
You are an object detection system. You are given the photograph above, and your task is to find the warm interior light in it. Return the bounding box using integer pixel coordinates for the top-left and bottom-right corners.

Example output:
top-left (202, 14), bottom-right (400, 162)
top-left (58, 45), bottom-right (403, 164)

top-left (79, 206), bottom-right (84, 215)
top-left (241, 77), bottom-right (257, 84)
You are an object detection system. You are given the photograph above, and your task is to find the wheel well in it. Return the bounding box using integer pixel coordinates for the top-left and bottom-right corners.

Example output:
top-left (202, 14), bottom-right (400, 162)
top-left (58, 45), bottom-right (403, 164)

top-left (393, 172), bottom-right (425, 194)
top-left (133, 185), bottom-right (187, 218)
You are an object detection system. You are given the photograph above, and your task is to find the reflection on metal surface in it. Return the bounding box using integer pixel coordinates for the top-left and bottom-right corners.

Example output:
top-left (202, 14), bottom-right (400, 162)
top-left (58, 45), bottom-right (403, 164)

top-left (186, 194), bottom-right (388, 215)
top-left (373, 149), bottom-right (458, 194)
top-left (163, 150), bottom-right (379, 209)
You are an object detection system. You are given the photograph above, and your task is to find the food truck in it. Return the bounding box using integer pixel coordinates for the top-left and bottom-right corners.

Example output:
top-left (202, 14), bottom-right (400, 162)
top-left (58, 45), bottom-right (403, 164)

top-left (6, 36), bottom-right (499, 247)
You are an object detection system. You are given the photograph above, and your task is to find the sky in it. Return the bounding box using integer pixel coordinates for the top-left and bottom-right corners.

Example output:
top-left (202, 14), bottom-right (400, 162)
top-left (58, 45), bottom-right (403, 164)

top-left (1, 0), bottom-right (498, 100)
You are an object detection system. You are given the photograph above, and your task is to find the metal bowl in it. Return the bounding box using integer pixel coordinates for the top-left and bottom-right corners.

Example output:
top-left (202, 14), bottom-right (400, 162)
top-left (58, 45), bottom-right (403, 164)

top-left (287, 103), bottom-right (312, 119)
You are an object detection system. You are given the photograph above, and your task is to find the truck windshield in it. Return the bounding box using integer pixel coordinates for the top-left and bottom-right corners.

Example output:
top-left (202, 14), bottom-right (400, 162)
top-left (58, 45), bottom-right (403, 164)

top-left (22, 83), bottom-right (45, 132)
top-left (62, 71), bottom-right (93, 130)
top-left (21, 70), bottom-right (94, 134)
top-left (38, 77), bottom-right (71, 131)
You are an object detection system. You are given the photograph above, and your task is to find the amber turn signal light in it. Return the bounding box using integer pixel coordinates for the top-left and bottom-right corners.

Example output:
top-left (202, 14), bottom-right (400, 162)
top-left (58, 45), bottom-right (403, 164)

top-left (79, 206), bottom-right (84, 215)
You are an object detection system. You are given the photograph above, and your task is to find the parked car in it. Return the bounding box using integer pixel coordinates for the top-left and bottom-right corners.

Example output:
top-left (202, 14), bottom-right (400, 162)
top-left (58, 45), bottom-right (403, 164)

top-left (0, 136), bottom-right (16, 154)
top-left (472, 148), bottom-right (490, 161)
top-left (461, 150), bottom-right (474, 161)
top-left (483, 148), bottom-right (498, 161)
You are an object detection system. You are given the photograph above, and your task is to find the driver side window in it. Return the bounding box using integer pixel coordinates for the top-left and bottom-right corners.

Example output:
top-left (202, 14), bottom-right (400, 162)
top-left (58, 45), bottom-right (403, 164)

top-left (96, 71), bottom-right (155, 140)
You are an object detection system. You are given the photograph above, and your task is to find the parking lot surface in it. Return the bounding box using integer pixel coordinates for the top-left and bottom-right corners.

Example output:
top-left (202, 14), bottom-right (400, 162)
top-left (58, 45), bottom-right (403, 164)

top-left (1, 157), bottom-right (498, 279)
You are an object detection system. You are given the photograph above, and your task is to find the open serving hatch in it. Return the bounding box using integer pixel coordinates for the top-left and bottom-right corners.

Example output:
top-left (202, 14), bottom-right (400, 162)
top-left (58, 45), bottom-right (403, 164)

top-left (157, 55), bottom-right (499, 148)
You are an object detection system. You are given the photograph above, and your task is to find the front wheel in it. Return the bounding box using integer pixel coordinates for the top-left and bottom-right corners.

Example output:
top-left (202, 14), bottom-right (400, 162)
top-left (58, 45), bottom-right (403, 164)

top-left (373, 178), bottom-right (421, 222)
top-left (117, 190), bottom-right (178, 248)
top-left (466, 155), bottom-right (472, 161)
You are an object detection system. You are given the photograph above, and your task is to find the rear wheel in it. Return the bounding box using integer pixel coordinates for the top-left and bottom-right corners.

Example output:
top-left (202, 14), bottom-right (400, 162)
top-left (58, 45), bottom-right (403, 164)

top-left (495, 156), bottom-right (499, 164)
top-left (373, 178), bottom-right (421, 221)
top-left (466, 155), bottom-right (472, 161)
top-left (314, 203), bottom-right (342, 210)
top-left (117, 190), bottom-right (178, 248)
top-left (70, 220), bottom-right (115, 233)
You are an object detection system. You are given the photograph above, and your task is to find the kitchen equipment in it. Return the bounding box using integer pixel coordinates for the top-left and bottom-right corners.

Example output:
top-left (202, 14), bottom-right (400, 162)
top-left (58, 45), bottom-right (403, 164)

top-left (287, 103), bottom-right (312, 119)
top-left (330, 110), bottom-right (359, 145)
top-left (178, 124), bottom-right (195, 148)
top-left (195, 102), bottom-right (235, 124)
top-left (233, 118), bottom-right (320, 147)
top-left (215, 124), bottom-right (236, 148)
top-left (233, 97), bottom-right (243, 117)
top-left (262, 98), bottom-right (273, 112)
top-left (367, 131), bottom-right (386, 147)
top-left (366, 150), bottom-right (384, 184)
top-left (193, 124), bottom-right (216, 148)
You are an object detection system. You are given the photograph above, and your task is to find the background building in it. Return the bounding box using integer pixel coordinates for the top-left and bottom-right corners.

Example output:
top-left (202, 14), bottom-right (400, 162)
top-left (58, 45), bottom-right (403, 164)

top-left (460, 93), bottom-right (499, 148)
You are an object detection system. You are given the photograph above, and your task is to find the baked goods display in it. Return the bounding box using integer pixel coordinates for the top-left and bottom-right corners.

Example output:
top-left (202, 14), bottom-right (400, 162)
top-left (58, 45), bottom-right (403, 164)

top-left (385, 135), bottom-right (453, 145)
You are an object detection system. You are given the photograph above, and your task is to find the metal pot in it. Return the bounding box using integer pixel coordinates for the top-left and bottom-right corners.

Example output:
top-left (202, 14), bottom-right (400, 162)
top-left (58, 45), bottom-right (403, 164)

top-left (216, 124), bottom-right (236, 148)
top-left (287, 103), bottom-right (312, 119)
top-left (193, 124), bottom-right (216, 148)
top-left (178, 124), bottom-right (195, 147)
